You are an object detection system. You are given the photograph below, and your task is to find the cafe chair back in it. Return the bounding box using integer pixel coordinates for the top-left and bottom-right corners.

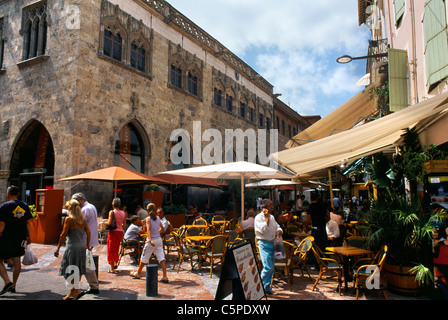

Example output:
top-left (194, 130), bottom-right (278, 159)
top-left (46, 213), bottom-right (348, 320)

top-left (172, 231), bottom-right (200, 272)
top-left (293, 236), bottom-right (314, 278)
top-left (353, 245), bottom-right (388, 300)
top-left (311, 244), bottom-right (344, 295)
top-left (204, 235), bottom-right (228, 277)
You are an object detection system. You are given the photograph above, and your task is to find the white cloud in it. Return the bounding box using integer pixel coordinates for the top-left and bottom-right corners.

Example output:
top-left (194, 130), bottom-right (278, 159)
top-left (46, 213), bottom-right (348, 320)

top-left (167, 0), bottom-right (371, 116)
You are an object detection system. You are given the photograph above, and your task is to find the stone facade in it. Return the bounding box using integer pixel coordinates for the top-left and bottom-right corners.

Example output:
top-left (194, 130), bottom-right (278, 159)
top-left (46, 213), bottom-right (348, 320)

top-left (0, 0), bottom-right (308, 209)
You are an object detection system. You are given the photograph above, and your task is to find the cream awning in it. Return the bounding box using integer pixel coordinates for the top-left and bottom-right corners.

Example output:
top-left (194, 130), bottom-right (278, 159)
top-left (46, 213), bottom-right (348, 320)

top-left (286, 83), bottom-right (378, 148)
top-left (271, 91), bottom-right (448, 176)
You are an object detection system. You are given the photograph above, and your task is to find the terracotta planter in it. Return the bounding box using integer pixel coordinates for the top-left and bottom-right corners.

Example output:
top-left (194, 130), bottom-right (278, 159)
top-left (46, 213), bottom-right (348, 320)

top-left (165, 214), bottom-right (185, 228)
top-left (142, 191), bottom-right (163, 209)
top-left (384, 263), bottom-right (420, 296)
top-left (28, 218), bottom-right (39, 242)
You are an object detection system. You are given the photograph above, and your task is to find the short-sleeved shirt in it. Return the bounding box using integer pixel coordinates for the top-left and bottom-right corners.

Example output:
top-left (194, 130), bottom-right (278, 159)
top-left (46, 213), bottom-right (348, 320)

top-left (124, 224), bottom-right (141, 240)
top-left (0, 200), bottom-right (33, 259)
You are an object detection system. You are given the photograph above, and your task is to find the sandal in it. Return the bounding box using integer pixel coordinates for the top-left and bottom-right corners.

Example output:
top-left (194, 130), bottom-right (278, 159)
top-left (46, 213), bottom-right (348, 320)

top-left (160, 277), bottom-right (169, 283)
top-left (108, 270), bottom-right (117, 274)
top-left (130, 271), bottom-right (141, 279)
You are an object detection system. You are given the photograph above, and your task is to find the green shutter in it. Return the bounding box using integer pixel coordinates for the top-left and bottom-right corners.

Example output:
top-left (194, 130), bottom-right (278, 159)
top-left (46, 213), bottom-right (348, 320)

top-left (423, 0), bottom-right (448, 91)
top-left (394, 0), bottom-right (405, 23)
top-left (389, 49), bottom-right (409, 112)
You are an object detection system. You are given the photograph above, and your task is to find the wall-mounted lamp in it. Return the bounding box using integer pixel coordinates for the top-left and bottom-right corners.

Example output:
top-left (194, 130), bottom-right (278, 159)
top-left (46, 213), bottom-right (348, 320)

top-left (336, 52), bottom-right (388, 64)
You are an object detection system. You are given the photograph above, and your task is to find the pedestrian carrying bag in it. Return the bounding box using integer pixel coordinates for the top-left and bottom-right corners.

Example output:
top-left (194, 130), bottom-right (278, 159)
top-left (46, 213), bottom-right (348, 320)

top-left (86, 250), bottom-right (96, 271)
top-left (274, 235), bottom-right (286, 259)
top-left (106, 210), bottom-right (117, 231)
top-left (22, 244), bottom-right (38, 265)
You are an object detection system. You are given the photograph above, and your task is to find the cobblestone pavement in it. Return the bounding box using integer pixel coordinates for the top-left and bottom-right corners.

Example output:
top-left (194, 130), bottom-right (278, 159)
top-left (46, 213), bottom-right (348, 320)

top-left (0, 243), bottom-right (428, 302)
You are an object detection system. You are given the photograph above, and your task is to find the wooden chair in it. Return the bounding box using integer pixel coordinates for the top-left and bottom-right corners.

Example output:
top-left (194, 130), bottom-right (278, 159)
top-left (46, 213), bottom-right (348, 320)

top-left (171, 231), bottom-right (201, 272)
top-left (311, 244), bottom-right (344, 295)
top-left (242, 227), bottom-right (256, 246)
top-left (118, 237), bottom-right (141, 266)
top-left (353, 245), bottom-right (389, 300)
top-left (271, 240), bottom-right (296, 291)
top-left (193, 217), bottom-right (208, 226)
top-left (347, 236), bottom-right (365, 248)
top-left (293, 236), bottom-right (314, 278)
top-left (185, 226), bottom-right (202, 237)
top-left (203, 235), bottom-right (228, 277)
top-left (227, 230), bottom-right (242, 245)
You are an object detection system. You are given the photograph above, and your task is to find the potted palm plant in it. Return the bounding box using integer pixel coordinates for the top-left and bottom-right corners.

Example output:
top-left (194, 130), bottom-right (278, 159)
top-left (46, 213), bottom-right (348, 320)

top-left (359, 128), bottom-right (448, 296)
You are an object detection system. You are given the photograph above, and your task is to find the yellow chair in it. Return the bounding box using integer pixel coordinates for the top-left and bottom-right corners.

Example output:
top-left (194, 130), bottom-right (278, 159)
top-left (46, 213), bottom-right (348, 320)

top-left (118, 237), bottom-right (141, 266)
top-left (347, 236), bottom-right (365, 248)
top-left (203, 235), bottom-right (228, 277)
top-left (271, 240), bottom-right (296, 291)
top-left (171, 231), bottom-right (201, 272)
top-left (193, 217), bottom-right (208, 226)
top-left (353, 245), bottom-right (388, 300)
top-left (293, 236), bottom-right (314, 278)
top-left (242, 227), bottom-right (256, 246)
top-left (311, 244), bottom-right (344, 295)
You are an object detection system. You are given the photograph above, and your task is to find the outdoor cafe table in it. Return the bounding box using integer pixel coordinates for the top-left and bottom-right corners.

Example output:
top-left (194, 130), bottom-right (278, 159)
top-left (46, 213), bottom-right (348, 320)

top-left (326, 246), bottom-right (373, 289)
top-left (185, 235), bottom-right (214, 272)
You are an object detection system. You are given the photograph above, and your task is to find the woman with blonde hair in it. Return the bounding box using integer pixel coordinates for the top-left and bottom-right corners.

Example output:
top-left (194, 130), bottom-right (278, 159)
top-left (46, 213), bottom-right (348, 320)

top-left (54, 199), bottom-right (91, 300)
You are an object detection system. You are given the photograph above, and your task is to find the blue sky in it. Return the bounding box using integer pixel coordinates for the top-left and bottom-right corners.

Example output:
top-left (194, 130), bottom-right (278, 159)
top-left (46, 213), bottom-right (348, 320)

top-left (166, 0), bottom-right (371, 118)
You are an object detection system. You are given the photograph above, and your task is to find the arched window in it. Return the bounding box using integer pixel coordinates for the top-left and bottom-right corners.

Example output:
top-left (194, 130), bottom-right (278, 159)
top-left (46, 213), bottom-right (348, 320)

top-left (130, 41), bottom-right (145, 72)
top-left (104, 29), bottom-right (123, 62)
top-left (170, 64), bottom-right (182, 89)
top-left (187, 71), bottom-right (198, 96)
top-left (22, 2), bottom-right (47, 60)
top-left (114, 123), bottom-right (145, 173)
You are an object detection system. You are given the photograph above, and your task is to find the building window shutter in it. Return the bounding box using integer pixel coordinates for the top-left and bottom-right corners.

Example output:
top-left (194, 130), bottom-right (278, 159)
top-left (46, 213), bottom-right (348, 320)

top-left (423, 0), bottom-right (448, 92)
top-left (394, 0), bottom-right (406, 23)
top-left (389, 48), bottom-right (409, 112)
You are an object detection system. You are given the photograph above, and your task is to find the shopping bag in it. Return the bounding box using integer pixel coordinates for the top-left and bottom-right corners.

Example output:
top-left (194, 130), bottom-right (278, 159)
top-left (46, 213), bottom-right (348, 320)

top-left (86, 250), bottom-right (96, 271)
top-left (22, 244), bottom-right (38, 265)
top-left (274, 235), bottom-right (286, 259)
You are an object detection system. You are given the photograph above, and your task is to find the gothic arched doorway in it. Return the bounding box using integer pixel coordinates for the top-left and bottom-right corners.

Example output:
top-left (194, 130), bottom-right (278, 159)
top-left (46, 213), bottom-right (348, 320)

top-left (9, 121), bottom-right (55, 204)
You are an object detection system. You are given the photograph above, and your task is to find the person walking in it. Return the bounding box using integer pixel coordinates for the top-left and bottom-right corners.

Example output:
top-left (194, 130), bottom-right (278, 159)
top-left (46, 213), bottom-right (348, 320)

top-left (305, 193), bottom-right (328, 269)
top-left (54, 199), bottom-right (91, 300)
top-left (71, 192), bottom-right (100, 296)
top-left (0, 186), bottom-right (33, 296)
top-left (130, 203), bottom-right (168, 283)
top-left (254, 199), bottom-right (283, 295)
top-left (104, 198), bottom-right (126, 273)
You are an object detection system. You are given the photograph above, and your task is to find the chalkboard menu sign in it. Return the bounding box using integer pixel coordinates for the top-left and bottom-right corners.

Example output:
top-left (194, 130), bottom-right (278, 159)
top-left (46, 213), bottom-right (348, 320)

top-left (215, 240), bottom-right (266, 300)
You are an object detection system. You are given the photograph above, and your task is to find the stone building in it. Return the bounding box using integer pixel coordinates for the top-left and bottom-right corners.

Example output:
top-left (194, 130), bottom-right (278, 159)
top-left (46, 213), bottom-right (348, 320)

top-left (0, 0), bottom-right (309, 209)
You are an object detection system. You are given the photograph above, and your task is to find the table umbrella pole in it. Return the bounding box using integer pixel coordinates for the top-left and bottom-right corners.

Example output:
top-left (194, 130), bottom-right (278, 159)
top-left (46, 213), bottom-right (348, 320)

top-left (114, 181), bottom-right (117, 198)
top-left (241, 174), bottom-right (244, 223)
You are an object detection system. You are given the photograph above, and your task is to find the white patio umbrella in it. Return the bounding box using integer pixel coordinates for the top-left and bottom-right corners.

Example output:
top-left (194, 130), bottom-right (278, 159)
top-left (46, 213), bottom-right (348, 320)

top-left (245, 179), bottom-right (297, 188)
top-left (159, 161), bottom-right (293, 221)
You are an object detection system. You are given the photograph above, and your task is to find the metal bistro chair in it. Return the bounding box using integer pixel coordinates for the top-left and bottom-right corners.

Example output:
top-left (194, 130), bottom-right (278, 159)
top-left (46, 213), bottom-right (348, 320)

top-left (193, 217), bottom-right (208, 226)
top-left (203, 235), bottom-right (228, 277)
top-left (271, 240), bottom-right (296, 291)
top-left (293, 236), bottom-right (314, 278)
top-left (171, 231), bottom-right (201, 272)
top-left (311, 244), bottom-right (344, 295)
top-left (353, 245), bottom-right (389, 300)
top-left (118, 237), bottom-right (141, 266)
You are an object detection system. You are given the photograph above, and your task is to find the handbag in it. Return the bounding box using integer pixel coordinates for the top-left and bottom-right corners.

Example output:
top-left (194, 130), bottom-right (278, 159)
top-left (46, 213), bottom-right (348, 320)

top-left (22, 244), bottom-right (38, 265)
top-left (106, 210), bottom-right (117, 231)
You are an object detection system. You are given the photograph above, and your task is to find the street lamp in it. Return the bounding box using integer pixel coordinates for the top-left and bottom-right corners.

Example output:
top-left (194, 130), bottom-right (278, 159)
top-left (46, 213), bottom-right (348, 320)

top-left (336, 52), bottom-right (388, 64)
